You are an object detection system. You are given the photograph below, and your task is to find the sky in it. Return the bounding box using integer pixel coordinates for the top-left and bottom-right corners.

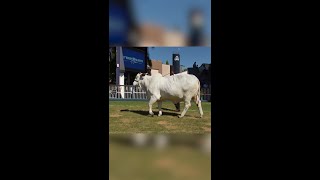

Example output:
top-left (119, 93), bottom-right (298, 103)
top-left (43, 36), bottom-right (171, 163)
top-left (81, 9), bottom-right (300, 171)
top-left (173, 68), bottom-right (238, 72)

top-left (131, 0), bottom-right (211, 37)
top-left (148, 47), bottom-right (211, 68)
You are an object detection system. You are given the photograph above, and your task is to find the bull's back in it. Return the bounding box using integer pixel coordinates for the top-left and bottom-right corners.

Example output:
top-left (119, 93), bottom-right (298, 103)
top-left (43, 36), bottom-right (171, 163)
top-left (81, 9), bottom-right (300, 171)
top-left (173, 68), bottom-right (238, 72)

top-left (157, 74), bottom-right (199, 100)
top-left (170, 74), bottom-right (199, 90)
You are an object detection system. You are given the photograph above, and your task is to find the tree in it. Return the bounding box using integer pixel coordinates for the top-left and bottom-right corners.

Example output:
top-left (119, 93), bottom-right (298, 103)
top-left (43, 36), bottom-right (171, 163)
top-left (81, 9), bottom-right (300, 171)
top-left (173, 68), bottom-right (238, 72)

top-left (109, 47), bottom-right (116, 84)
top-left (147, 47), bottom-right (152, 67)
top-left (208, 64), bottom-right (211, 83)
top-left (165, 60), bottom-right (169, 65)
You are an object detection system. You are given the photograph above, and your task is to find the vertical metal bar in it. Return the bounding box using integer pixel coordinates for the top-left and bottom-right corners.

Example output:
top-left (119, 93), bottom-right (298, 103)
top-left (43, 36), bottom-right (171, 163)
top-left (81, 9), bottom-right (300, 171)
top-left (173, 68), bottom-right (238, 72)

top-left (133, 86), bottom-right (135, 99)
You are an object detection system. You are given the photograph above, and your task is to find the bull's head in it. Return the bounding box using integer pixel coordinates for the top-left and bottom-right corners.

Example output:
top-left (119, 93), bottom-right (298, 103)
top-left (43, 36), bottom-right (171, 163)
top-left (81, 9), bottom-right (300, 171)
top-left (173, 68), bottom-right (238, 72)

top-left (133, 72), bottom-right (147, 87)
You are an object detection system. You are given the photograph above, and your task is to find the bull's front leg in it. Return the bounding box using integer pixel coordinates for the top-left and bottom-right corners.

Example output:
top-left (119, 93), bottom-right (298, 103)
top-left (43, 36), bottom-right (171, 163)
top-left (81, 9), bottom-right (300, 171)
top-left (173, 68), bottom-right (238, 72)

top-left (178, 100), bottom-right (191, 118)
top-left (148, 96), bottom-right (157, 117)
top-left (157, 101), bottom-right (162, 116)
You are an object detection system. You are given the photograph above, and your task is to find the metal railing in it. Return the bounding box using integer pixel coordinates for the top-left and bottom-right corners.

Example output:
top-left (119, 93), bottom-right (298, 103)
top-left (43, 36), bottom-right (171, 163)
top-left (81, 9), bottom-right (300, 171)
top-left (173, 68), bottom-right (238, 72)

top-left (109, 85), bottom-right (148, 100)
top-left (200, 87), bottom-right (211, 102)
top-left (109, 85), bottom-right (211, 101)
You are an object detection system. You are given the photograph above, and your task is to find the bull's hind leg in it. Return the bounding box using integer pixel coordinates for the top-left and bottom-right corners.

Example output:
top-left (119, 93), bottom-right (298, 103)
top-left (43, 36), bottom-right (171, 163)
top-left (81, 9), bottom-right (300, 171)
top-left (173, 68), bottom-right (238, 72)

top-left (197, 100), bottom-right (204, 118)
top-left (178, 99), bottom-right (191, 118)
top-left (157, 101), bottom-right (162, 116)
top-left (148, 96), bottom-right (157, 117)
top-left (193, 96), bottom-right (204, 118)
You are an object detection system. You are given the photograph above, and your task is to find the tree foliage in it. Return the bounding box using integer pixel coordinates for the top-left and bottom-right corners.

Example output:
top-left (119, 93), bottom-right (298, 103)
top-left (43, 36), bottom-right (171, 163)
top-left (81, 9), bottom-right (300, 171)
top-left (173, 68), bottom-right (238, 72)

top-left (109, 47), bottom-right (116, 84)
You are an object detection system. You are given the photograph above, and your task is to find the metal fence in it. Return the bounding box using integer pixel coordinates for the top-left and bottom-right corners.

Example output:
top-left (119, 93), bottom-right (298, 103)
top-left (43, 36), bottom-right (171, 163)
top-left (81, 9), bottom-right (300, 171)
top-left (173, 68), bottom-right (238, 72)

top-left (109, 85), bottom-right (211, 101)
top-left (109, 85), bottom-right (148, 100)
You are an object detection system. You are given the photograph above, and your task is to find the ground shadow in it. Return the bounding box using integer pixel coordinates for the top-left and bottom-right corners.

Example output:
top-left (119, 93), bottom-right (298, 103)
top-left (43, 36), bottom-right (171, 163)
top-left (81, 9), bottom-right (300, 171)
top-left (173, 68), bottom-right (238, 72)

top-left (161, 108), bottom-right (179, 112)
top-left (120, 109), bottom-right (180, 117)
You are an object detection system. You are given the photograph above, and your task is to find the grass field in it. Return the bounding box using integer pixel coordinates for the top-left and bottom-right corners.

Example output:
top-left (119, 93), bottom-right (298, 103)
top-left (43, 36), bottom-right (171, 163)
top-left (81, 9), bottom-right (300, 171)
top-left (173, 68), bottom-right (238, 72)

top-left (109, 140), bottom-right (211, 180)
top-left (109, 101), bottom-right (211, 134)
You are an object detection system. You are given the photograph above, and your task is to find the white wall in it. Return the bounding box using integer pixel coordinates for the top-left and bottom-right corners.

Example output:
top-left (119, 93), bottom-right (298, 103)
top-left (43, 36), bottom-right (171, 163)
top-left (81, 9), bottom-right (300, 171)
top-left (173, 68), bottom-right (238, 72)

top-left (119, 73), bottom-right (125, 98)
top-left (161, 64), bottom-right (170, 76)
top-left (151, 69), bottom-right (159, 75)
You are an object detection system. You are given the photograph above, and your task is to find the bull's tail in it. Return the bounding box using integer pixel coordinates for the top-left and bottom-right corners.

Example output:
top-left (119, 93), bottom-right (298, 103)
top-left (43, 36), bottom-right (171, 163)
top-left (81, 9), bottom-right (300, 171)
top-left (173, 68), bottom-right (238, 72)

top-left (196, 80), bottom-right (201, 105)
top-left (196, 80), bottom-right (203, 118)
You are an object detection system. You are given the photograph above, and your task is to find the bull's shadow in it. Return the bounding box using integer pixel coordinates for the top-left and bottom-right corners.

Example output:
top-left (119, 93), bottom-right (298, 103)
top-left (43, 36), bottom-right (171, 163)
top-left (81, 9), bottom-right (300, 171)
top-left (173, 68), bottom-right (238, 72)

top-left (161, 108), bottom-right (179, 112)
top-left (120, 109), bottom-right (180, 117)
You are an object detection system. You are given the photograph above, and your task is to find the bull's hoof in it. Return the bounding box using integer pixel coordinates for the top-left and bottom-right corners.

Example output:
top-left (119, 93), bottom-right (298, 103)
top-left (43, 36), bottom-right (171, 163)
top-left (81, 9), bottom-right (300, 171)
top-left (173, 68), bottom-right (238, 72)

top-left (149, 112), bottom-right (154, 117)
top-left (178, 115), bottom-right (183, 118)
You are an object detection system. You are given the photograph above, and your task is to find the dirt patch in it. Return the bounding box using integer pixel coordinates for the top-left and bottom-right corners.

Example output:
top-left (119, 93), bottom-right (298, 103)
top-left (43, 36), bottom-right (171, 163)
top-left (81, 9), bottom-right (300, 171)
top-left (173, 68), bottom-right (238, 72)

top-left (175, 165), bottom-right (200, 177)
top-left (120, 118), bottom-right (132, 123)
top-left (110, 114), bottom-right (122, 118)
top-left (166, 125), bottom-right (178, 130)
top-left (153, 158), bottom-right (176, 169)
top-left (157, 121), bottom-right (168, 125)
top-left (188, 116), bottom-right (200, 119)
top-left (202, 127), bottom-right (211, 132)
top-left (154, 158), bottom-right (200, 177)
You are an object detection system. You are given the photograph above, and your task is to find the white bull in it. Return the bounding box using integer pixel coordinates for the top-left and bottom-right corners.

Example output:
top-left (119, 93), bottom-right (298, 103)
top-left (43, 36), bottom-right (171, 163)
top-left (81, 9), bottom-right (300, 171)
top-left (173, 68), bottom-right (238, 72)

top-left (133, 72), bottom-right (203, 118)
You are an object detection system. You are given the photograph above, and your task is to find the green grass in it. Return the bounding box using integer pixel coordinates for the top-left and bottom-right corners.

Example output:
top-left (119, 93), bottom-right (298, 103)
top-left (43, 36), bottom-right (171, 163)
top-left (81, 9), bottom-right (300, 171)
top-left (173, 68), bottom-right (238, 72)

top-left (109, 101), bottom-right (211, 134)
top-left (109, 142), bottom-right (211, 180)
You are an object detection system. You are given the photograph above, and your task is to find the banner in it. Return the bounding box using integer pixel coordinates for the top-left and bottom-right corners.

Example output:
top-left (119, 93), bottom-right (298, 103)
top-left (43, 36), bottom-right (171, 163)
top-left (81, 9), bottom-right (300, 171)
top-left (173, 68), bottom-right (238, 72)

top-left (109, 1), bottom-right (129, 45)
top-left (122, 48), bottom-right (146, 72)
